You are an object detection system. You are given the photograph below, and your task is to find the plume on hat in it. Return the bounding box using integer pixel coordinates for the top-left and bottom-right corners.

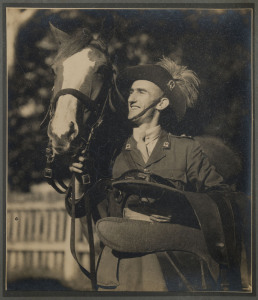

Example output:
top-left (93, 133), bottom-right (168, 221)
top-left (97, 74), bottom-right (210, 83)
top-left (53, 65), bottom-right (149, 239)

top-left (156, 57), bottom-right (200, 108)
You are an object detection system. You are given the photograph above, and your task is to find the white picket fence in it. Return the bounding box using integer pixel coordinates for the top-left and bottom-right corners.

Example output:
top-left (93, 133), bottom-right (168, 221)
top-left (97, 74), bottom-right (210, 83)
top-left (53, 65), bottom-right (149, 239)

top-left (6, 186), bottom-right (94, 290)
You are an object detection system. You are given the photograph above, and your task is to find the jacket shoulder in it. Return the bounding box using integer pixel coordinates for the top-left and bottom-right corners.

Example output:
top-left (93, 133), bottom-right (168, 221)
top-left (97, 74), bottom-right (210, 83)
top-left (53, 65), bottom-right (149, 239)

top-left (168, 133), bottom-right (194, 140)
top-left (167, 133), bottom-right (202, 150)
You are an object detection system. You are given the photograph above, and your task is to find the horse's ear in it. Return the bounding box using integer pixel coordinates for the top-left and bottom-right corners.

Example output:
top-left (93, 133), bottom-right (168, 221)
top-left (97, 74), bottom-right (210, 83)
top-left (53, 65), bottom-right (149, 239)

top-left (97, 15), bottom-right (114, 50)
top-left (49, 22), bottom-right (70, 46)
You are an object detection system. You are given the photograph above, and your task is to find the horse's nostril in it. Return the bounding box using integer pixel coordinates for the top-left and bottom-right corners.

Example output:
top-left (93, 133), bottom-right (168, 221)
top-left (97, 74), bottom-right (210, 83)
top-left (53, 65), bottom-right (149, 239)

top-left (53, 144), bottom-right (70, 154)
top-left (69, 121), bottom-right (78, 140)
top-left (69, 121), bottom-right (75, 133)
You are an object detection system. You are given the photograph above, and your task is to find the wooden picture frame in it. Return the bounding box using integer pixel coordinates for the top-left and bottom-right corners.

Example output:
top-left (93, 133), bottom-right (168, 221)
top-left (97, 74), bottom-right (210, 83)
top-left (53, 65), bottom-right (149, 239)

top-left (1, 1), bottom-right (256, 298)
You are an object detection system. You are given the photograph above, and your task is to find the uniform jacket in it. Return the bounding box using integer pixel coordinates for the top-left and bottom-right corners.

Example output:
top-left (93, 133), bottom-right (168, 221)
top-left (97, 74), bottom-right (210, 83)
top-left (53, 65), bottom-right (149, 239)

top-left (112, 129), bottom-right (227, 192)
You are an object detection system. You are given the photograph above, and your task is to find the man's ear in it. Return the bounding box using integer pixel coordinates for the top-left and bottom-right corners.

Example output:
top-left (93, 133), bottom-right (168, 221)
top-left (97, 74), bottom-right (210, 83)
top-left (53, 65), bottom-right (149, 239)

top-left (156, 97), bottom-right (169, 111)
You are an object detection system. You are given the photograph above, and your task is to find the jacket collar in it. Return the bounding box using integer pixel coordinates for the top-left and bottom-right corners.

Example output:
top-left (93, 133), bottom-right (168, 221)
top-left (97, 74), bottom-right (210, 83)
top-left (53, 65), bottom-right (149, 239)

top-left (133, 125), bottom-right (161, 144)
top-left (124, 129), bottom-right (170, 168)
top-left (124, 135), bottom-right (145, 167)
top-left (146, 130), bottom-right (169, 167)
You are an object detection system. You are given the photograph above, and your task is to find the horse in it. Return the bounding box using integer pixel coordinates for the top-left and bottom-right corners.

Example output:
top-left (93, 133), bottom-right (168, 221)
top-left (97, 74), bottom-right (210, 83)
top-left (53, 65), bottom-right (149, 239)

top-left (42, 20), bottom-right (128, 290)
top-left (43, 23), bottom-right (249, 292)
top-left (44, 21), bottom-right (127, 192)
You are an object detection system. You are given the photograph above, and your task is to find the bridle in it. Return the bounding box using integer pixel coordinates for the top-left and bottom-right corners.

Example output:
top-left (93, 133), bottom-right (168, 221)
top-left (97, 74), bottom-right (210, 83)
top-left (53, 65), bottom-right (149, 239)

top-left (42, 58), bottom-right (120, 291)
top-left (52, 88), bottom-right (99, 112)
top-left (43, 65), bottom-right (114, 194)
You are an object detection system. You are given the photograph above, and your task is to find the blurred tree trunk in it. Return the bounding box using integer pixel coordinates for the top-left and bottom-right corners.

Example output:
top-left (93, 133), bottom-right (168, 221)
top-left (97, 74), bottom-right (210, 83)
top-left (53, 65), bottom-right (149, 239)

top-left (7, 8), bottom-right (37, 76)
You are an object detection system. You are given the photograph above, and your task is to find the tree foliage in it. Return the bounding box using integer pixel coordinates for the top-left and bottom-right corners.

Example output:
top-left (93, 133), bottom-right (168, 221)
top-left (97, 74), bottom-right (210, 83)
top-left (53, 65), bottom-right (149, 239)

top-left (8, 9), bottom-right (251, 192)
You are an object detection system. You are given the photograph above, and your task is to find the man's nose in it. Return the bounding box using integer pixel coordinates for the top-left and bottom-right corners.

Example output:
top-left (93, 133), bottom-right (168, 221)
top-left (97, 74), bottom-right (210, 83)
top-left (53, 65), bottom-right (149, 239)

top-left (128, 93), bottom-right (136, 103)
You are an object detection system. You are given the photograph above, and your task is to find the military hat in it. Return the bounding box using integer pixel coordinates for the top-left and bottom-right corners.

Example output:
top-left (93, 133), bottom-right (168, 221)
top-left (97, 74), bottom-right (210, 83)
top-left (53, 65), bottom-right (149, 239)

top-left (117, 58), bottom-right (200, 121)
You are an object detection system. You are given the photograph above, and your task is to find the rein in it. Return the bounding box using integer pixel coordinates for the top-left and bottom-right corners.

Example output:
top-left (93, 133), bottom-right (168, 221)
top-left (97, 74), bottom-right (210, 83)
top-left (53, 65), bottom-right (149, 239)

top-left (42, 36), bottom-right (127, 287)
top-left (43, 71), bottom-right (113, 291)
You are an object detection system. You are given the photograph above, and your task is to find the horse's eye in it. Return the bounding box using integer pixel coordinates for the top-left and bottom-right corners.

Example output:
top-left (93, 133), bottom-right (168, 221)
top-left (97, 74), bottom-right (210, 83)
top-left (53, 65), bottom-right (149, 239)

top-left (96, 69), bottom-right (104, 75)
top-left (96, 65), bottom-right (109, 76)
top-left (96, 71), bottom-right (104, 80)
top-left (96, 68), bottom-right (104, 75)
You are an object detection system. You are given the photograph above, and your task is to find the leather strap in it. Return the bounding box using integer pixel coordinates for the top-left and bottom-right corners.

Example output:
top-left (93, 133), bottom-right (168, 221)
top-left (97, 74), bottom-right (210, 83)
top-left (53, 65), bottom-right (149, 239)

top-left (51, 88), bottom-right (98, 112)
top-left (46, 177), bottom-right (67, 194)
top-left (207, 191), bottom-right (238, 267)
top-left (84, 191), bottom-right (97, 290)
top-left (129, 95), bottom-right (163, 121)
top-left (69, 174), bottom-right (97, 290)
top-left (156, 252), bottom-right (194, 291)
top-left (44, 160), bottom-right (68, 194)
top-left (109, 70), bottom-right (127, 113)
top-left (184, 192), bottom-right (228, 265)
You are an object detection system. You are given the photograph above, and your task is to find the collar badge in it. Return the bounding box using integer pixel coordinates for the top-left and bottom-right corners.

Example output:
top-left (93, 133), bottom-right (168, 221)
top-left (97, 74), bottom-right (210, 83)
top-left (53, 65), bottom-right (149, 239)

top-left (125, 143), bottom-right (131, 150)
top-left (163, 141), bottom-right (170, 148)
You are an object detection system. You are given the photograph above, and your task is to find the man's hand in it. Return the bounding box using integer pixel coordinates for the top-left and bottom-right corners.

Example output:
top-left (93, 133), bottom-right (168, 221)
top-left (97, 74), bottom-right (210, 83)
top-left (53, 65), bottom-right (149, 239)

top-left (150, 214), bottom-right (172, 223)
top-left (69, 156), bottom-right (86, 199)
top-left (69, 156), bottom-right (85, 175)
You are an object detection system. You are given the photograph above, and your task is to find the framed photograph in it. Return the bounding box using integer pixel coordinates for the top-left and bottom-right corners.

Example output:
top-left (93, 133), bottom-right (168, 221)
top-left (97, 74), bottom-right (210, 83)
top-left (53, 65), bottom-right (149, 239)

top-left (2, 1), bottom-right (256, 298)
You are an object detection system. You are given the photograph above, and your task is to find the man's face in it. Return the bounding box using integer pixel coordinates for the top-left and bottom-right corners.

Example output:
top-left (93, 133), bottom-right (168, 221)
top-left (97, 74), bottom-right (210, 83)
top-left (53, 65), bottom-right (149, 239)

top-left (128, 80), bottom-right (163, 124)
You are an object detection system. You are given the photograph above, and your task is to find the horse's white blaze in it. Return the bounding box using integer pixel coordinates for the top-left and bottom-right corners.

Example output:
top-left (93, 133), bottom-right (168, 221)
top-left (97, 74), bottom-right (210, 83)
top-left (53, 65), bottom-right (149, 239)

top-left (62, 48), bottom-right (96, 90)
top-left (50, 49), bottom-right (96, 144)
top-left (51, 95), bottom-right (78, 140)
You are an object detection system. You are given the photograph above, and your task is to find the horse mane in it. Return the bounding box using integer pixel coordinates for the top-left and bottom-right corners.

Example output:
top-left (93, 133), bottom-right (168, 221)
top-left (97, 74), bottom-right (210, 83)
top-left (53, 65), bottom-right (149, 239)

top-left (53, 29), bottom-right (93, 63)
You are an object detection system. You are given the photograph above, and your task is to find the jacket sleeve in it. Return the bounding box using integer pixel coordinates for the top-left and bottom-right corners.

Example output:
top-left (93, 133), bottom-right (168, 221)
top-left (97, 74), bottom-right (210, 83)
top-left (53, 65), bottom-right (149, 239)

top-left (186, 139), bottom-right (230, 192)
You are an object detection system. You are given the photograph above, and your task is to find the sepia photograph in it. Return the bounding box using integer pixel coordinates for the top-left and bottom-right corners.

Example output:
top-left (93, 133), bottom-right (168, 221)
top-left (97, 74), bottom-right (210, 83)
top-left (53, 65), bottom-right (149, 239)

top-left (4, 2), bottom-right (254, 296)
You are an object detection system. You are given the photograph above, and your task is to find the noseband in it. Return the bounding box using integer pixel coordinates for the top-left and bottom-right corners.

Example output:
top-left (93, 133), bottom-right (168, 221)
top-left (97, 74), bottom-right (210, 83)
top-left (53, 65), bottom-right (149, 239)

top-left (43, 66), bottom-right (113, 194)
top-left (51, 88), bottom-right (99, 112)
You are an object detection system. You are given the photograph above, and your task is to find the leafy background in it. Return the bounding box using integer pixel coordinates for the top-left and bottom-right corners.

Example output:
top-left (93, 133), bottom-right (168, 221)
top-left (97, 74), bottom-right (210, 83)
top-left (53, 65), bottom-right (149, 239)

top-left (7, 8), bottom-right (251, 193)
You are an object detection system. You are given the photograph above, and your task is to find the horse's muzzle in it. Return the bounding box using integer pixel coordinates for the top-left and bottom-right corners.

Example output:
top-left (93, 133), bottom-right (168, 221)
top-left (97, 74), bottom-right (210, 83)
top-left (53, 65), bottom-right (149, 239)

top-left (48, 120), bottom-right (79, 154)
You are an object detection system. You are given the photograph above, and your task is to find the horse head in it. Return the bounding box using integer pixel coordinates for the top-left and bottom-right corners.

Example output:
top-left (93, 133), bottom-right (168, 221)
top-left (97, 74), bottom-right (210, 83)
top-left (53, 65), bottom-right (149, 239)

top-left (47, 22), bottom-right (114, 155)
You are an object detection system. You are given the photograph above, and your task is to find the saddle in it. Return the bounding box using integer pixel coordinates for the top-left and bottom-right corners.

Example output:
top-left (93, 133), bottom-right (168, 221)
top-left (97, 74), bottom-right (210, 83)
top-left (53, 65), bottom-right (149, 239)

top-left (95, 170), bottom-right (242, 288)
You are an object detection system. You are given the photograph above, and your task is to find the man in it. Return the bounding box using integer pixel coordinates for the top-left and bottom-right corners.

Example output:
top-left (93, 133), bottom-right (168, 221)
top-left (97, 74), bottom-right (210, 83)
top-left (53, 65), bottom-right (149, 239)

top-left (111, 58), bottom-right (227, 193)
top-left (70, 57), bottom-right (240, 291)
